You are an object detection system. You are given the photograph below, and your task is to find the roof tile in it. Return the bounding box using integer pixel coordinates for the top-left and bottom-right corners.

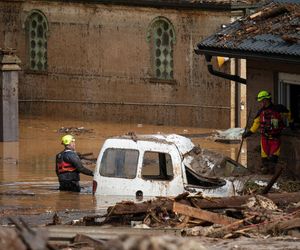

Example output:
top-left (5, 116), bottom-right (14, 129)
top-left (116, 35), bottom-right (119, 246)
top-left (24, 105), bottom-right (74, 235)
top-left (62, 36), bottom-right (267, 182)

top-left (196, 0), bottom-right (300, 59)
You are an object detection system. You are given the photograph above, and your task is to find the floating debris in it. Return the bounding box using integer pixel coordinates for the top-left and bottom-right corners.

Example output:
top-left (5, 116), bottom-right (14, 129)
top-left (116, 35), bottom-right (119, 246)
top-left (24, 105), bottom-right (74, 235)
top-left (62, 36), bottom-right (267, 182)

top-left (57, 126), bottom-right (94, 135)
top-left (213, 128), bottom-right (244, 144)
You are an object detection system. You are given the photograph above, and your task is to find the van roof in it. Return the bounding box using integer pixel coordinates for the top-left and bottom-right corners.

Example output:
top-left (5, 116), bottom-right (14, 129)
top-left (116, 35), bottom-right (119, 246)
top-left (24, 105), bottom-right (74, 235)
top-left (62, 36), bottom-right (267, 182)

top-left (111, 133), bottom-right (195, 155)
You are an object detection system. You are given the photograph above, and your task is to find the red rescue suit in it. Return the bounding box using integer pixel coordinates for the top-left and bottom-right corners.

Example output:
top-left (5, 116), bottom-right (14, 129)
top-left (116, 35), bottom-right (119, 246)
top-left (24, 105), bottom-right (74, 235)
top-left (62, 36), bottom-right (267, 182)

top-left (250, 104), bottom-right (289, 158)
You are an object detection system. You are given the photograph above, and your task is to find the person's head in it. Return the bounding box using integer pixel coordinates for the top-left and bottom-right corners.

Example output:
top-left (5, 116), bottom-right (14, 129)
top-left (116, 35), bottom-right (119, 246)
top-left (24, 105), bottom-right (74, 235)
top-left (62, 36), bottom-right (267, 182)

top-left (257, 90), bottom-right (272, 108)
top-left (61, 134), bottom-right (76, 150)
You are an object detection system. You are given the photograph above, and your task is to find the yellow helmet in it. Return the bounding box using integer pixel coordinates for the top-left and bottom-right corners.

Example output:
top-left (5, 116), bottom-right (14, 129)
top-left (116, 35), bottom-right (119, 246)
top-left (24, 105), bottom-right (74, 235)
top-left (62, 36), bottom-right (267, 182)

top-left (257, 90), bottom-right (271, 102)
top-left (61, 135), bottom-right (75, 145)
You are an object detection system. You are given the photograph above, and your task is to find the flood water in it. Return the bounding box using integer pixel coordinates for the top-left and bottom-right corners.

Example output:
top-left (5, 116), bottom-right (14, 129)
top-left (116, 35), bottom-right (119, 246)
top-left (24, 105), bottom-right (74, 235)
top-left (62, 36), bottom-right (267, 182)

top-left (0, 115), bottom-right (246, 225)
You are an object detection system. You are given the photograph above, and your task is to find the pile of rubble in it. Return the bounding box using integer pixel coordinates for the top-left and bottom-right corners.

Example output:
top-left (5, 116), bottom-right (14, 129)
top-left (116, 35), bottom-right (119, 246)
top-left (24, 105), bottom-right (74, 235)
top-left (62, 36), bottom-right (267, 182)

top-left (92, 192), bottom-right (300, 238)
top-left (1, 191), bottom-right (300, 250)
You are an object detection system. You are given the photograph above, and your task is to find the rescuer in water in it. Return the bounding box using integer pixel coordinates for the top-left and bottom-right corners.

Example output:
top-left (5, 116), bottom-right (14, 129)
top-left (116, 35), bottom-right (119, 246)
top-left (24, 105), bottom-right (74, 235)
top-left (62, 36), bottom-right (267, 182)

top-left (56, 135), bottom-right (94, 192)
top-left (242, 90), bottom-right (293, 174)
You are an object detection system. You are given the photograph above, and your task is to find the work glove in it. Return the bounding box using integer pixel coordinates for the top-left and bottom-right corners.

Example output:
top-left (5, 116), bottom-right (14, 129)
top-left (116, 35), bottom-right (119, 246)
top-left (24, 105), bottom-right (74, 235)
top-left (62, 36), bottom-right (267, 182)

top-left (242, 129), bottom-right (253, 139)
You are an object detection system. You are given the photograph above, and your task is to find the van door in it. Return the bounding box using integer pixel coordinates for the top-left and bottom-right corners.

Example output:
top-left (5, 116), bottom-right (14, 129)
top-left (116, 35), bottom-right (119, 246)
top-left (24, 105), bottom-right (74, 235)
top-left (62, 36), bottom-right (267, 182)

top-left (135, 142), bottom-right (184, 197)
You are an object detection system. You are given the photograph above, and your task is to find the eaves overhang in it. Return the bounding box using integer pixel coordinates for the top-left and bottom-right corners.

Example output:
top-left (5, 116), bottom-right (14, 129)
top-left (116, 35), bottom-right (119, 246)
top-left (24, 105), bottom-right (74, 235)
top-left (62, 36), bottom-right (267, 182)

top-left (54, 0), bottom-right (261, 11)
top-left (195, 47), bottom-right (300, 65)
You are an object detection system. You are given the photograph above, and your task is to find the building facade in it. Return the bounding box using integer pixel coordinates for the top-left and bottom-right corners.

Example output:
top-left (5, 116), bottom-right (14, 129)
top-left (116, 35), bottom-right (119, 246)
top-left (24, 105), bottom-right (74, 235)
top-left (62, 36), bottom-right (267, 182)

top-left (195, 0), bottom-right (300, 176)
top-left (1, 0), bottom-right (257, 128)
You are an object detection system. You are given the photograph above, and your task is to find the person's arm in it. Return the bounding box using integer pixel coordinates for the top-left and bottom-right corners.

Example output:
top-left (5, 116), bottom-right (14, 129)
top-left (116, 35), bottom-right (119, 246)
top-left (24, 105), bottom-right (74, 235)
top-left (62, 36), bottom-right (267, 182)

top-left (249, 116), bottom-right (260, 133)
top-left (55, 154), bottom-right (60, 176)
top-left (65, 151), bottom-right (94, 176)
top-left (242, 111), bottom-right (260, 138)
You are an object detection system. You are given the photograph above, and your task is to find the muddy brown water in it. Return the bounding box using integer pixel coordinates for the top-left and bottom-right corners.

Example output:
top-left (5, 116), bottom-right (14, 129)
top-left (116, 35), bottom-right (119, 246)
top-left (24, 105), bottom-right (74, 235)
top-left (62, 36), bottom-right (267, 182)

top-left (0, 116), bottom-right (246, 226)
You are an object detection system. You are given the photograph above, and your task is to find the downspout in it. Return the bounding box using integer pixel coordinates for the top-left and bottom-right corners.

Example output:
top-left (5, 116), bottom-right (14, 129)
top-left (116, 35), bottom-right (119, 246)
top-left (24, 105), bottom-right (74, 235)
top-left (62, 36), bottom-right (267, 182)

top-left (235, 58), bottom-right (241, 127)
top-left (204, 54), bottom-right (247, 84)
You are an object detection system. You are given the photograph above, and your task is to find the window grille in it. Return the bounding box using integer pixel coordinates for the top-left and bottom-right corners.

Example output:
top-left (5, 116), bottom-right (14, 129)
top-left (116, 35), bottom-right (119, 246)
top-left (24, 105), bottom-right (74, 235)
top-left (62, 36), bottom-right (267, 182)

top-left (147, 18), bottom-right (175, 80)
top-left (26, 11), bottom-right (48, 71)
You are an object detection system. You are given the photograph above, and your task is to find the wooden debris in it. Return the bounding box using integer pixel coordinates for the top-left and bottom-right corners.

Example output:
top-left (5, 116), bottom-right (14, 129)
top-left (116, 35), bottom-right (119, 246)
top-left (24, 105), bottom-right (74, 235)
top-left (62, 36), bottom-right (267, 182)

top-left (191, 192), bottom-right (300, 210)
top-left (228, 210), bottom-right (300, 236)
top-left (174, 191), bottom-right (190, 201)
top-left (107, 198), bottom-right (174, 215)
top-left (173, 202), bottom-right (238, 226)
top-left (0, 190), bottom-right (35, 196)
top-left (0, 228), bottom-right (27, 250)
top-left (57, 126), bottom-right (93, 135)
top-left (77, 152), bottom-right (97, 162)
top-left (207, 215), bottom-right (256, 238)
top-left (242, 195), bottom-right (278, 211)
top-left (8, 217), bottom-right (53, 250)
top-left (108, 192), bottom-right (300, 216)
top-left (175, 216), bottom-right (191, 229)
top-left (258, 6), bottom-right (288, 20)
top-left (281, 35), bottom-right (299, 44)
top-left (47, 213), bottom-right (62, 226)
top-left (72, 234), bottom-right (106, 248)
top-left (245, 26), bottom-right (258, 33)
top-left (261, 164), bottom-right (284, 194)
top-left (249, 11), bottom-right (262, 19)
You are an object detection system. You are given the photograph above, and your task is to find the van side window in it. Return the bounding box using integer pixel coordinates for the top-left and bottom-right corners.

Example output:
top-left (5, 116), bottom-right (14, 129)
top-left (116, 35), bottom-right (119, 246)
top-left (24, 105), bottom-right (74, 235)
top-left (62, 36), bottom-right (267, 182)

top-left (142, 152), bottom-right (173, 180)
top-left (100, 149), bottom-right (139, 179)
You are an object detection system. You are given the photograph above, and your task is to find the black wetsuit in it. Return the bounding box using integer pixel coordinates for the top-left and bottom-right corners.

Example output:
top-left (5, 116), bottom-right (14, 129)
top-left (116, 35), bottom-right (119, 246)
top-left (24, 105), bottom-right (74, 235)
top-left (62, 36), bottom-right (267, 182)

top-left (56, 148), bottom-right (93, 192)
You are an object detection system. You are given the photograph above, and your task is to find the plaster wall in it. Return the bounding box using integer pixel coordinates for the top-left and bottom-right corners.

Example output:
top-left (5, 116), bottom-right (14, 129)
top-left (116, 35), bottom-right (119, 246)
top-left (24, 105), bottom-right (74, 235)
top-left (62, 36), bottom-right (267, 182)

top-left (0, 0), bottom-right (233, 128)
top-left (246, 59), bottom-right (300, 172)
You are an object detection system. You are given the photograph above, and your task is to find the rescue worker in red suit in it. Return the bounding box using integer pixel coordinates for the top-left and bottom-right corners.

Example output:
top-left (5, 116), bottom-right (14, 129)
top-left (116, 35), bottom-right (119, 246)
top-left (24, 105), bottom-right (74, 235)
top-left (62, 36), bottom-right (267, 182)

top-left (242, 90), bottom-right (292, 174)
top-left (56, 135), bottom-right (94, 192)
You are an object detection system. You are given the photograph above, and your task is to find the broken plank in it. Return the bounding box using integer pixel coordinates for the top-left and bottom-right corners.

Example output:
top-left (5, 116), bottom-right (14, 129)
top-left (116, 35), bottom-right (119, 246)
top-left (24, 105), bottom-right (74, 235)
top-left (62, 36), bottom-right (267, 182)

top-left (192, 192), bottom-right (300, 209)
top-left (173, 202), bottom-right (238, 226)
top-left (47, 225), bottom-right (182, 242)
top-left (261, 217), bottom-right (300, 234)
top-left (207, 215), bottom-right (256, 238)
top-left (249, 11), bottom-right (262, 19)
top-left (73, 234), bottom-right (106, 248)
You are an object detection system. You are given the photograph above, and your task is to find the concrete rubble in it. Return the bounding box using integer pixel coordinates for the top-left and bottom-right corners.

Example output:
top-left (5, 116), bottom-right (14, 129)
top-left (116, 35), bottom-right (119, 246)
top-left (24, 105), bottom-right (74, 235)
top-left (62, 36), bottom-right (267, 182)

top-left (1, 190), bottom-right (299, 250)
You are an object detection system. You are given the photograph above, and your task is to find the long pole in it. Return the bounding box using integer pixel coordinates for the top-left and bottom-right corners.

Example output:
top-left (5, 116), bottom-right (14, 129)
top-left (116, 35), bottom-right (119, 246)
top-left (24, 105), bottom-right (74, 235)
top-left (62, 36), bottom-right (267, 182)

top-left (261, 164), bottom-right (284, 194)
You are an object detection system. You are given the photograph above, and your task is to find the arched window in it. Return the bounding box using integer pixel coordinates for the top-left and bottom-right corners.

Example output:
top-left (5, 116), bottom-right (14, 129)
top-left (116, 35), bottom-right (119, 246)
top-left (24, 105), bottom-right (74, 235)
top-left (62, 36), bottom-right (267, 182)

top-left (26, 10), bottom-right (48, 71)
top-left (147, 17), bottom-right (175, 80)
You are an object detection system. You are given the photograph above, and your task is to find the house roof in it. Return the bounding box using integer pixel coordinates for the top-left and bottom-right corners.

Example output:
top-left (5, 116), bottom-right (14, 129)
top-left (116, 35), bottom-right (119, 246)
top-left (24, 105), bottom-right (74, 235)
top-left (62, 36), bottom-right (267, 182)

top-left (59, 0), bottom-right (261, 10)
top-left (195, 0), bottom-right (300, 63)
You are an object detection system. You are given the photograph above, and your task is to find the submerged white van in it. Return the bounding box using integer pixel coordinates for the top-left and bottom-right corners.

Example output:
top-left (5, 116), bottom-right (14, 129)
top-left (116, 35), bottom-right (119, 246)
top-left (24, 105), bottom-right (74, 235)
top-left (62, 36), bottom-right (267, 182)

top-left (93, 134), bottom-right (243, 198)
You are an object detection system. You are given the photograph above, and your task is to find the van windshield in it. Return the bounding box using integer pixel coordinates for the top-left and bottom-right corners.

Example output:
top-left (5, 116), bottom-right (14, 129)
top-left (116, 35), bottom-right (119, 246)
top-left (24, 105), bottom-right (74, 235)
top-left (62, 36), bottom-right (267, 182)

top-left (100, 148), bottom-right (139, 179)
